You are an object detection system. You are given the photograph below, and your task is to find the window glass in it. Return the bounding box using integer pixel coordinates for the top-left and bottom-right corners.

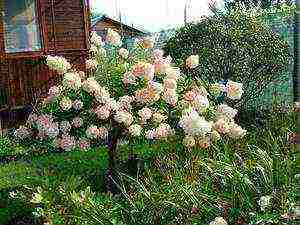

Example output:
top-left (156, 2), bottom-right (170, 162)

top-left (3, 0), bottom-right (41, 53)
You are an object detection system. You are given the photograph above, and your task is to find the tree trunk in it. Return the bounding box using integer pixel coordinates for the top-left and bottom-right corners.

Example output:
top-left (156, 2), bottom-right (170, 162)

top-left (107, 127), bottom-right (121, 193)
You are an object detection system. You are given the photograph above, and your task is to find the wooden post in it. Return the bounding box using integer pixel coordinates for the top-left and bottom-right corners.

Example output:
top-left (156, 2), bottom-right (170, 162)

top-left (0, 116), bottom-right (2, 136)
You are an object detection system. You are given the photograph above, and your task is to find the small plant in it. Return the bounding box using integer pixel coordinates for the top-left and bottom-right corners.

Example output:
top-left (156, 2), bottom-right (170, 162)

top-left (0, 135), bottom-right (24, 157)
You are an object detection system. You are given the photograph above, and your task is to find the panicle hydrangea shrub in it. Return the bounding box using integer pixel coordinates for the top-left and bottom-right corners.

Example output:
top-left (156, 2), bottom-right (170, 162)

top-left (14, 28), bottom-right (247, 153)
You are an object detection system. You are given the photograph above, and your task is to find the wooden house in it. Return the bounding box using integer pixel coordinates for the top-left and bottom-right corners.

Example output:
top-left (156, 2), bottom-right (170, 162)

top-left (0, 0), bottom-right (90, 128)
top-left (91, 15), bottom-right (149, 47)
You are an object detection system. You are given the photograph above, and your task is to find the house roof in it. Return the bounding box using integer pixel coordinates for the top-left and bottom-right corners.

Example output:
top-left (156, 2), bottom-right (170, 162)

top-left (91, 14), bottom-right (150, 36)
top-left (152, 28), bottom-right (177, 48)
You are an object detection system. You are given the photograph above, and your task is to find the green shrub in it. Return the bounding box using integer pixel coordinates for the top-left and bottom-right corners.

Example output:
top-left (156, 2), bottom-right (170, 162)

top-left (163, 7), bottom-right (290, 108)
top-left (0, 135), bottom-right (24, 157)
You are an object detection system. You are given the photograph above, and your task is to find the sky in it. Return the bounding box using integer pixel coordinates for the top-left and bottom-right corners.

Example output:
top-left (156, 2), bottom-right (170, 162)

top-left (90, 0), bottom-right (225, 32)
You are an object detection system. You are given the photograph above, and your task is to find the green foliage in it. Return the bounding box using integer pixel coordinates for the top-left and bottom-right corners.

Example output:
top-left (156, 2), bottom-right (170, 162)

top-left (0, 135), bottom-right (25, 157)
top-left (224, 0), bottom-right (295, 10)
top-left (0, 190), bottom-right (38, 225)
top-left (257, 3), bottom-right (296, 106)
top-left (100, 105), bottom-right (295, 225)
top-left (163, 8), bottom-right (290, 108)
top-left (93, 44), bottom-right (151, 99)
top-left (0, 148), bottom-right (109, 224)
top-left (0, 148), bottom-right (108, 191)
top-left (0, 104), bottom-right (296, 225)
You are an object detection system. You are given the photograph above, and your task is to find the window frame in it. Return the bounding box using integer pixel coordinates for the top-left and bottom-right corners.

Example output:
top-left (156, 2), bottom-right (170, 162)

top-left (0, 0), bottom-right (45, 58)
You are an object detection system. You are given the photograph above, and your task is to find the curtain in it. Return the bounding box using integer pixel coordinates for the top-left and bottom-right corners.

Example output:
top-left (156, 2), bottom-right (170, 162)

top-left (4, 0), bottom-right (41, 53)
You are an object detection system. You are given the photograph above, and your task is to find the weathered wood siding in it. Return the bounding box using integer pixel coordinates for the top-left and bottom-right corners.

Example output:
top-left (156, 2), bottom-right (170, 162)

top-left (0, 0), bottom-right (90, 128)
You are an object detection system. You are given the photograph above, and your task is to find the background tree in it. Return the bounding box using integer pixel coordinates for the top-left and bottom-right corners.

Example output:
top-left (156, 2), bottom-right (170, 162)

top-left (224, 0), bottom-right (295, 10)
top-left (163, 7), bottom-right (290, 109)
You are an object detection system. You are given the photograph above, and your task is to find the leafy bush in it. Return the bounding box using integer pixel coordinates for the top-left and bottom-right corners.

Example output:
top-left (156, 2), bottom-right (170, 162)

top-left (11, 29), bottom-right (250, 202)
top-left (0, 135), bottom-right (24, 157)
top-left (163, 7), bottom-right (290, 108)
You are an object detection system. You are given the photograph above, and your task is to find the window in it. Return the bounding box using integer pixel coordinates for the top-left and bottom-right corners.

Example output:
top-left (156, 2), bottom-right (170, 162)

top-left (3, 0), bottom-right (41, 53)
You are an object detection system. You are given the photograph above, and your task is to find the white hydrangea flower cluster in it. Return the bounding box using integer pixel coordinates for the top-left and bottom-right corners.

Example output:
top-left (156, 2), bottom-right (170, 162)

top-left (60, 97), bottom-right (72, 111)
top-left (186, 55), bottom-right (199, 69)
top-left (217, 104), bottom-right (238, 119)
top-left (114, 110), bottom-right (134, 127)
top-left (118, 48), bottom-right (129, 59)
top-left (258, 195), bottom-right (272, 211)
top-left (145, 123), bottom-right (172, 140)
top-left (46, 55), bottom-right (71, 74)
top-left (178, 59), bottom-right (247, 148)
top-left (106, 28), bottom-right (122, 46)
top-left (226, 80), bottom-right (244, 100)
top-left (86, 59), bottom-right (99, 70)
top-left (128, 124), bottom-right (142, 136)
top-left (47, 85), bottom-right (62, 101)
top-left (179, 108), bottom-right (212, 136)
top-left (14, 126), bottom-right (32, 140)
top-left (138, 107), bottom-right (152, 123)
top-left (209, 217), bottom-right (227, 225)
top-left (62, 72), bottom-right (82, 90)
top-left (90, 31), bottom-right (104, 47)
top-left (90, 31), bottom-right (106, 56)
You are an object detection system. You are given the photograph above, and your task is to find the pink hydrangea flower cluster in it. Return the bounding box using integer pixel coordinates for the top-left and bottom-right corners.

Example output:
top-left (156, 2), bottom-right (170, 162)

top-left (134, 82), bottom-right (162, 104)
top-left (183, 86), bottom-right (209, 113)
top-left (57, 135), bottom-right (76, 151)
top-left (145, 123), bottom-right (172, 140)
top-left (152, 49), bottom-right (172, 74)
top-left (86, 125), bottom-right (108, 139)
top-left (36, 115), bottom-right (59, 139)
top-left (131, 61), bottom-right (155, 81)
top-left (209, 80), bottom-right (244, 100)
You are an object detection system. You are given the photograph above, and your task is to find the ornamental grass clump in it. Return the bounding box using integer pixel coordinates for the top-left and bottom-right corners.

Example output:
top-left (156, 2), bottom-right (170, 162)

top-left (14, 29), bottom-right (247, 179)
